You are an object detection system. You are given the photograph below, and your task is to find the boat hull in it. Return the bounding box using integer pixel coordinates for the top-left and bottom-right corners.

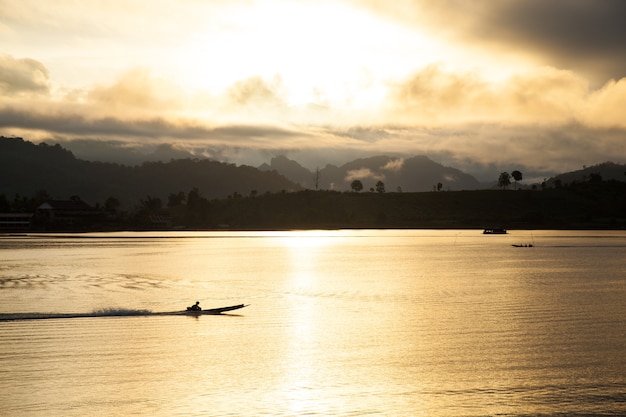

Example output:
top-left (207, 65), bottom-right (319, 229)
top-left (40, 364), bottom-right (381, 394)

top-left (184, 304), bottom-right (248, 315)
top-left (483, 228), bottom-right (507, 234)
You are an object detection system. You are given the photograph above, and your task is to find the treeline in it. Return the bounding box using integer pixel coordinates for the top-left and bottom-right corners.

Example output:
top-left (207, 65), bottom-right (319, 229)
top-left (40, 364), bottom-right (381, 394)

top-left (207, 181), bottom-right (626, 230)
top-left (4, 177), bottom-right (625, 231)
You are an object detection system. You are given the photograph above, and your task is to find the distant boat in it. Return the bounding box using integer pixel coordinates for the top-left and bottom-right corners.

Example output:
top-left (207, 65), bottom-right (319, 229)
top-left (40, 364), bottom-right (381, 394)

top-left (483, 227), bottom-right (507, 234)
top-left (512, 244), bottom-right (533, 247)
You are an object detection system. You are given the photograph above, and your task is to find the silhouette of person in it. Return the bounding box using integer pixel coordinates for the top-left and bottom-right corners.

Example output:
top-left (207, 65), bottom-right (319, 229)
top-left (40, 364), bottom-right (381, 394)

top-left (188, 301), bottom-right (201, 311)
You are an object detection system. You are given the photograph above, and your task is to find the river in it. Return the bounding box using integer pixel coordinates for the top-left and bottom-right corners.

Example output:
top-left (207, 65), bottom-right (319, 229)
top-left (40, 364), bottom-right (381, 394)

top-left (1, 230), bottom-right (624, 416)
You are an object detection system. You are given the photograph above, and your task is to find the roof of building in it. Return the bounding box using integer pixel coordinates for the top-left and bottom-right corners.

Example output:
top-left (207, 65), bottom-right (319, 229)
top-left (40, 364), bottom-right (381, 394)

top-left (37, 196), bottom-right (94, 211)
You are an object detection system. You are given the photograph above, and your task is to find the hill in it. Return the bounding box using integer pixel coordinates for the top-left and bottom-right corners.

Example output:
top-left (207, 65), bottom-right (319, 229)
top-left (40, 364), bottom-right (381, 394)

top-left (0, 136), bottom-right (301, 208)
top-left (259, 155), bottom-right (482, 192)
top-left (546, 162), bottom-right (626, 186)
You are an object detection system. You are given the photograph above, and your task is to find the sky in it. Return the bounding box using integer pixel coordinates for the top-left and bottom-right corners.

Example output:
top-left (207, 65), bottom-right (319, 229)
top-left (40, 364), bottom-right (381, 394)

top-left (1, 0), bottom-right (626, 181)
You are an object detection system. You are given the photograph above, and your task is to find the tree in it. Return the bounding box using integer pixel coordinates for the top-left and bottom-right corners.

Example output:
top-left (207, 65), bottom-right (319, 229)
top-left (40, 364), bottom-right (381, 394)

top-left (511, 170), bottom-right (523, 189)
top-left (498, 172), bottom-right (511, 189)
top-left (375, 180), bottom-right (385, 193)
top-left (167, 191), bottom-right (186, 207)
top-left (104, 196), bottom-right (121, 212)
top-left (185, 187), bottom-right (211, 227)
top-left (351, 180), bottom-right (363, 192)
top-left (139, 195), bottom-right (162, 213)
top-left (588, 173), bottom-right (603, 183)
top-left (187, 188), bottom-right (206, 209)
top-left (0, 194), bottom-right (10, 212)
top-left (437, 182), bottom-right (443, 192)
top-left (314, 167), bottom-right (320, 190)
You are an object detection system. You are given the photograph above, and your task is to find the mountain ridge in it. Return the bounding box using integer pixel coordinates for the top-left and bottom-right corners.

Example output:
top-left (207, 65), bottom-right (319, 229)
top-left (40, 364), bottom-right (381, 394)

top-left (259, 154), bottom-right (483, 192)
top-left (0, 136), bottom-right (301, 208)
top-left (31, 136), bottom-right (626, 187)
top-left (2, 136), bottom-right (625, 210)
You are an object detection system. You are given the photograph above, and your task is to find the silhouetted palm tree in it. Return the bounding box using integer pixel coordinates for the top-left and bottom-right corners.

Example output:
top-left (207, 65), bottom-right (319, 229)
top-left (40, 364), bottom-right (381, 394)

top-left (511, 170), bottom-right (522, 189)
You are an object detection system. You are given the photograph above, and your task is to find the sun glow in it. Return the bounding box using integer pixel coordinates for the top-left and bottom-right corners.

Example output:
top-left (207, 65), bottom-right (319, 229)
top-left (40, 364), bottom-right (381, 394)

top-left (274, 231), bottom-right (337, 288)
top-left (171, 1), bottom-right (446, 109)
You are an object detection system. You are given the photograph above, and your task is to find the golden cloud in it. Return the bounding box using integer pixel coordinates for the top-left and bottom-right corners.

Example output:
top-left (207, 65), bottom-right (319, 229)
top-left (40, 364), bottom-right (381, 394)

top-left (582, 78), bottom-right (626, 129)
top-left (0, 54), bottom-right (50, 96)
top-left (386, 64), bottom-right (626, 129)
top-left (345, 168), bottom-right (385, 182)
top-left (87, 69), bottom-right (183, 112)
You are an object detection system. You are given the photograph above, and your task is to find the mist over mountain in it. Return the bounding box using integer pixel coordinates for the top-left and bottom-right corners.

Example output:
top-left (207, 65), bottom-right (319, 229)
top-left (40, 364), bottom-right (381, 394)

top-left (259, 155), bottom-right (483, 192)
top-left (53, 139), bottom-right (198, 167)
top-left (49, 138), bottom-right (546, 183)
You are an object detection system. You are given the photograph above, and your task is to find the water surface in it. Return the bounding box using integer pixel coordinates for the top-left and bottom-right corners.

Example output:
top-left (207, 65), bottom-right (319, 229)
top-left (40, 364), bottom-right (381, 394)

top-left (1, 230), bottom-right (625, 416)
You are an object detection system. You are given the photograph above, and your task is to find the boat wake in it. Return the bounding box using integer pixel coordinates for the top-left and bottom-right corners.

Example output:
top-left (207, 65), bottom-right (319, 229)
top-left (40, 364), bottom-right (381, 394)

top-left (0, 304), bottom-right (247, 321)
top-left (0, 309), bottom-right (157, 321)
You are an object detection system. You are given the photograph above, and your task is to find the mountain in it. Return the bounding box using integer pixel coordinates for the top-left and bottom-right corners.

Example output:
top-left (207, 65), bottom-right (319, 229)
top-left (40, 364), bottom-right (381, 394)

top-left (260, 155), bottom-right (482, 192)
top-left (5, 135), bottom-right (624, 212)
top-left (546, 162), bottom-right (626, 186)
top-left (258, 155), bottom-right (315, 188)
top-left (0, 137), bottom-right (301, 208)
top-left (52, 139), bottom-right (197, 166)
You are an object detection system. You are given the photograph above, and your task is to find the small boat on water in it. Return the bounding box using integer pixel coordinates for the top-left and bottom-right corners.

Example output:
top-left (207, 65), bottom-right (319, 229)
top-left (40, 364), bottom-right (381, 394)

top-left (483, 227), bottom-right (507, 234)
top-left (512, 244), bottom-right (533, 247)
top-left (184, 304), bottom-right (248, 315)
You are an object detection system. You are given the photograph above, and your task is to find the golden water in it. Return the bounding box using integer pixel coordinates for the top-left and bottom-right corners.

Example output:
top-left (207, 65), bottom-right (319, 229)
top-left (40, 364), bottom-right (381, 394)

top-left (1, 230), bottom-right (625, 416)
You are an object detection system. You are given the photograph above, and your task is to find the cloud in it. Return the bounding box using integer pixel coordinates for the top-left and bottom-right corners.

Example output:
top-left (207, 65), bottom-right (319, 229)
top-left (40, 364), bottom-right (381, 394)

top-left (469, 0), bottom-right (626, 83)
top-left (345, 168), bottom-right (384, 183)
top-left (381, 158), bottom-right (404, 172)
top-left (226, 76), bottom-right (287, 109)
top-left (581, 78), bottom-right (626, 129)
top-left (87, 69), bottom-right (182, 111)
top-left (388, 64), bottom-right (497, 124)
top-left (0, 0), bottom-right (233, 45)
top-left (3, 90), bottom-right (625, 181)
top-left (385, 64), bottom-right (626, 128)
top-left (0, 102), bottom-right (307, 144)
top-left (0, 54), bottom-right (50, 95)
top-left (357, 0), bottom-right (626, 85)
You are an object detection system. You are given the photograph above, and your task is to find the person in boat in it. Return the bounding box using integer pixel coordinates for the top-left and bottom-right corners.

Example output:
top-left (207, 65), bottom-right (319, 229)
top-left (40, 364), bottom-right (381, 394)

top-left (188, 301), bottom-right (202, 311)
